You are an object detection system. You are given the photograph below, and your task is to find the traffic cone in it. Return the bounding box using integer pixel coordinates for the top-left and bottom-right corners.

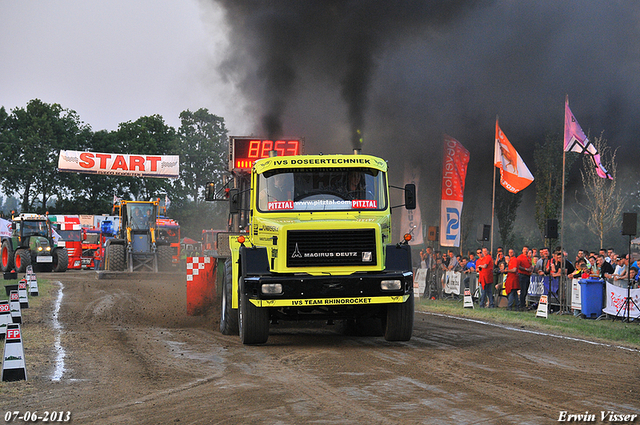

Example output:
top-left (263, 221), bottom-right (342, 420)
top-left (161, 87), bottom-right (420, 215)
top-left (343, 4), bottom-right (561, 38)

top-left (9, 290), bottom-right (21, 324)
top-left (2, 323), bottom-right (27, 381)
top-left (0, 300), bottom-right (10, 339)
top-left (18, 279), bottom-right (28, 309)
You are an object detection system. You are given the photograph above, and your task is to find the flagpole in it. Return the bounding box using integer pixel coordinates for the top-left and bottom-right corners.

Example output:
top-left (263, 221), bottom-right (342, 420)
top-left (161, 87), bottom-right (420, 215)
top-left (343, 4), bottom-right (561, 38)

top-left (490, 116), bottom-right (498, 255)
top-left (560, 95), bottom-right (567, 312)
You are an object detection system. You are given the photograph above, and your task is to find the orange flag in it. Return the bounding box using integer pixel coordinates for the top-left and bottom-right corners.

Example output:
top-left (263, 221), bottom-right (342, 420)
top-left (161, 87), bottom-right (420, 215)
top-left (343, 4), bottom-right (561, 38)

top-left (494, 120), bottom-right (534, 193)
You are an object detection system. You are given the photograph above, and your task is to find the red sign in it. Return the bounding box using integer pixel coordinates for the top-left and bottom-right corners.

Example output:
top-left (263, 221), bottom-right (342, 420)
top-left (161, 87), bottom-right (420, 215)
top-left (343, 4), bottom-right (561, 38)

top-left (7, 328), bottom-right (20, 340)
top-left (268, 201), bottom-right (294, 211)
top-left (352, 200), bottom-right (377, 209)
top-left (18, 282), bottom-right (26, 289)
top-left (0, 304), bottom-right (10, 313)
top-left (10, 292), bottom-right (18, 301)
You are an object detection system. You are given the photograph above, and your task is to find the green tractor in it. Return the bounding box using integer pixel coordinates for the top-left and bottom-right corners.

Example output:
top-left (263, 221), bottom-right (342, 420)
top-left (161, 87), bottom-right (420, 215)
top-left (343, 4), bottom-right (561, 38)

top-left (103, 200), bottom-right (173, 272)
top-left (0, 213), bottom-right (68, 273)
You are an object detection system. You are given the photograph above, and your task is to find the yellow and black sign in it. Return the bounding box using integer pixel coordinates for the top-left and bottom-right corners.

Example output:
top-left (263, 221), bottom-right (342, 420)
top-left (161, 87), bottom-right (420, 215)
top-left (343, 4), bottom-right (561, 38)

top-left (249, 294), bottom-right (409, 308)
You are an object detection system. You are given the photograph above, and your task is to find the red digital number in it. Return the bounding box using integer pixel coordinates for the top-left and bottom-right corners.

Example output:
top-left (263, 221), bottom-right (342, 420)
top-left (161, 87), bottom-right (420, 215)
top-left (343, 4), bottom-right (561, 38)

top-left (260, 140), bottom-right (273, 157)
top-left (247, 140), bottom-right (261, 158)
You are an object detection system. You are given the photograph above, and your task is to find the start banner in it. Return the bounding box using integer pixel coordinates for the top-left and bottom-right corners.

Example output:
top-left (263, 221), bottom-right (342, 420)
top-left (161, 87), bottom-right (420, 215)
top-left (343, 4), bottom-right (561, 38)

top-left (58, 150), bottom-right (179, 178)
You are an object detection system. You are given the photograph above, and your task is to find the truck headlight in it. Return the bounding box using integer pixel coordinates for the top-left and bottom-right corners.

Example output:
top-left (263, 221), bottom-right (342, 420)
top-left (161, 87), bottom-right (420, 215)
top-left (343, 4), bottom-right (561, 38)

top-left (261, 283), bottom-right (283, 295)
top-left (37, 246), bottom-right (43, 251)
top-left (381, 280), bottom-right (401, 290)
top-left (46, 246), bottom-right (51, 251)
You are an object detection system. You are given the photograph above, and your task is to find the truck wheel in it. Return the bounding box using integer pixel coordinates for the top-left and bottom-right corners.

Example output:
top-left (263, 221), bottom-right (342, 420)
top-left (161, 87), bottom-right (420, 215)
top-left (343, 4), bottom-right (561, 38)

top-left (220, 259), bottom-right (239, 335)
top-left (157, 245), bottom-right (173, 271)
top-left (383, 292), bottom-right (414, 342)
top-left (14, 250), bottom-right (31, 273)
top-left (106, 244), bottom-right (125, 271)
top-left (1, 240), bottom-right (13, 272)
top-left (238, 277), bottom-right (269, 344)
top-left (52, 249), bottom-right (68, 272)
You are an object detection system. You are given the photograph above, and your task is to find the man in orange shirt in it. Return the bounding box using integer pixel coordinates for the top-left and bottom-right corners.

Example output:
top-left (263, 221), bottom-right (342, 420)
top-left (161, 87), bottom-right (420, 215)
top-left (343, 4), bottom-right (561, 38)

top-left (476, 247), bottom-right (494, 308)
top-left (516, 246), bottom-right (533, 311)
top-left (505, 248), bottom-right (521, 311)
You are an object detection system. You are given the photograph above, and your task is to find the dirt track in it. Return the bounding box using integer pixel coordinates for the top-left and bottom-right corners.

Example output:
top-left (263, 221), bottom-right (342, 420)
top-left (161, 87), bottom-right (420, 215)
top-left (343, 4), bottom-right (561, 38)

top-left (0, 270), bottom-right (638, 424)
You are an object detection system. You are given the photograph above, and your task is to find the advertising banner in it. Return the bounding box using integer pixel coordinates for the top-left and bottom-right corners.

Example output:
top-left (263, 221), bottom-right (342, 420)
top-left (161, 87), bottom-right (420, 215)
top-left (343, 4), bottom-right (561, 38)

top-left (400, 167), bottom-right (423, 245)
top-left (440, 136), bottom-right (470, 247)
top-left (58, 150), bottom-right (179, 178)
top-left (603, 282), bottom-right (640, 319)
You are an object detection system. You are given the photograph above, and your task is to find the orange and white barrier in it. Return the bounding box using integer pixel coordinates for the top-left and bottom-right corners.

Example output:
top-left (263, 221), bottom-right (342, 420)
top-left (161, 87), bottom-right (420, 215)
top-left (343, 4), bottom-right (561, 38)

top-left (2, 324), bottom-right (27, 381)
top-left (9, 291), bottom-right (21, 324)
top-left (186, 257), bottom-right (216, 316)
top-left (18, 279), bottom-right (28, 309)
top-left (0, 301), bottom-right (10, 339)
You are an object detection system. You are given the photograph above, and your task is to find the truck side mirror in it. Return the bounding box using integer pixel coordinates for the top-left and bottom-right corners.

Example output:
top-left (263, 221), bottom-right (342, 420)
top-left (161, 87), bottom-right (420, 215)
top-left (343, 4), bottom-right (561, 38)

top-left (204, 182), bottom-right (216, 201)
top-left (404, 183), bottom-right (416, 210)
top-left (229, 189), bottom-right (240, 214)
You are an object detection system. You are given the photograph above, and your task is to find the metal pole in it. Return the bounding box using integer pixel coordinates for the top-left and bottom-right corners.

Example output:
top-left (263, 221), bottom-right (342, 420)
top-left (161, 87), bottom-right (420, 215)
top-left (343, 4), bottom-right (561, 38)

top-left (491, 116), bottom-right (497, 256)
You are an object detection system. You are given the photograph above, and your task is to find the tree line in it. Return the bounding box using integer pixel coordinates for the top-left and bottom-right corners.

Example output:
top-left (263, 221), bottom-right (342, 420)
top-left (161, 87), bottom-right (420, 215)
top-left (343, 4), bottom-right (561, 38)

top-left (0, 99), bottom-right (229, 238)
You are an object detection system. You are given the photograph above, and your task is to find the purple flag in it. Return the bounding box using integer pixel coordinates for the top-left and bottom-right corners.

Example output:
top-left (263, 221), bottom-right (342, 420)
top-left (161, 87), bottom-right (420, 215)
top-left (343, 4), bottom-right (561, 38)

top-left (564, 97), bottom-right (612, 179)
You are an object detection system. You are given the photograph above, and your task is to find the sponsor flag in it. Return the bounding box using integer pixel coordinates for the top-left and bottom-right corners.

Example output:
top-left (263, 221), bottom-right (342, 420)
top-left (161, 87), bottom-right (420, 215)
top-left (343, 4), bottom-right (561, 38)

top-left (564, 98), bottom-right (612, 180)
top-left (440, 135), bottom-right (470, 247)
top-left (400, 167), bottom-right (423, 245)
top-left (494, 120), bottom-right (534, 193)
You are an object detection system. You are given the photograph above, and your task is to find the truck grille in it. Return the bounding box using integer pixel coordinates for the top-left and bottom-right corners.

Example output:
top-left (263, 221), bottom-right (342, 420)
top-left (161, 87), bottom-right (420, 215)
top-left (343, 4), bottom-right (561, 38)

top-left (286, 229), bottom-right (377, 267)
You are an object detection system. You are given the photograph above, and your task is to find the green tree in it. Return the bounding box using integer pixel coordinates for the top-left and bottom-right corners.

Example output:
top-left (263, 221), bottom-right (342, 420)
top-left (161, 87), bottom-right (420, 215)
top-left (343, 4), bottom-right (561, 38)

top-left (573, 134), bottom-right (626, 248)
top-left (113, 115), bottom-right (179, 201)
top-left (0, 99), bottom-right (88, 212)
top-left (533, 134), bottom-right (577, 244)
top-left (175, 108), bottom-right (228, 202)
top-left (495, 185), bottom-right (523, 249)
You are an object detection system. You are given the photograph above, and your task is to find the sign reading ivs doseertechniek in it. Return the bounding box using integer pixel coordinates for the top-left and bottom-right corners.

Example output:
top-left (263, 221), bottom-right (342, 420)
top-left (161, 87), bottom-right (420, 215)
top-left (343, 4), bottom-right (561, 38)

top-left (58, 150), bottom-right (179, 178)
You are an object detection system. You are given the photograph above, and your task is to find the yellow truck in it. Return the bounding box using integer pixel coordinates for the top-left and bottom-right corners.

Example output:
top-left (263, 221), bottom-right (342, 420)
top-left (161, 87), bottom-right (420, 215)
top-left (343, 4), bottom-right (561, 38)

top-left (207, 146), bottom-right (416, 344)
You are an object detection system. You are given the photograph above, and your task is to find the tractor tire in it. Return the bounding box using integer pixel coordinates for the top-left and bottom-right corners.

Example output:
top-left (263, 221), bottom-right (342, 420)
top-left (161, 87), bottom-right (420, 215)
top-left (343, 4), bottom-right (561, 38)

top-left (157, 245), bottom-right (173, 271)
top-left (383, 291), bottom-right (414, 342)
top-left (52, 249), bottom-right (68, 272)
top-left (14, 250), bottom-right (31, 274)
top-left (105, 244), bottom-right (126, 271)
top-left (1, 240), bottom-right (13, 272)
top-left (219, 258), bottom-right (239, 335)
top-left (238, 277), bottom-right (269, 345)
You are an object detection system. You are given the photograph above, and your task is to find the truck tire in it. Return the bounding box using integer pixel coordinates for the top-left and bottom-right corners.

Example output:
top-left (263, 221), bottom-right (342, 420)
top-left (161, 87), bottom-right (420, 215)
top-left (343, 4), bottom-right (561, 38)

top-left (14, 250), bottom-right (31, 273)
top-left (220, 258), bottom-right (239, 335)
top-left (157, 245), bottom-right (173, 271)
top-left (106, 244), bottom-right (126, 271)
top-left (1, 240), bottom-right (13, 272)
top-left (383, 292), bottom-right (414, 342)
top-left (52, 249), bottom-right (68, 272)
top-left (238, 277), bottom-right (269, 344)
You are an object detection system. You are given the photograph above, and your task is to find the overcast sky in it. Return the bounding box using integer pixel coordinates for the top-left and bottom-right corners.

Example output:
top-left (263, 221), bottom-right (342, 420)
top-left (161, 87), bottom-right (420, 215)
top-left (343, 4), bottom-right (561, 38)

top-left (0, 0), bottom-right (251, 133)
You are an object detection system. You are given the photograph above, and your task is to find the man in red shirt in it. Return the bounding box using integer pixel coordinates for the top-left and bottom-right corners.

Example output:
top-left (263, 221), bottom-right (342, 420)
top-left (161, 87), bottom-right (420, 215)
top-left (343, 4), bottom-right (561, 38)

top-left (516, 246), bottom-right (533, 311)
top-left (477, 247), bottom-right (494, 308)
top-left (505, 248), bottom-right (521, 311)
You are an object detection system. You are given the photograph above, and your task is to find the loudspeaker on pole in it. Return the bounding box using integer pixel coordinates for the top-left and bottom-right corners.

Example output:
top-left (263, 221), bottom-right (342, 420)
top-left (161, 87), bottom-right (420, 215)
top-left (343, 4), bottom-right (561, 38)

top-left (427, 226), bottom-right (438, 242)
top-left (622, 213), bottom-right (637, 236)
top-left (545, 219), bottom-right (558, 239)
top-left (477, 224), bottom-right (490, 242)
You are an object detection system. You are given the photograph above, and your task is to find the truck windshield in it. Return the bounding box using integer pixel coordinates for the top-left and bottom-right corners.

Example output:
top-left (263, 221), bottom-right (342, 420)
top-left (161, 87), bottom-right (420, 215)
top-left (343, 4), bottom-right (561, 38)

top-left (56, 229), bottom-right (81, 242)
top-left (22, 220), bottom-right (48, 237)
top-left (127, 204), bottom-right (155, 230)
top-left (257, 168), bottom-right (387, 212)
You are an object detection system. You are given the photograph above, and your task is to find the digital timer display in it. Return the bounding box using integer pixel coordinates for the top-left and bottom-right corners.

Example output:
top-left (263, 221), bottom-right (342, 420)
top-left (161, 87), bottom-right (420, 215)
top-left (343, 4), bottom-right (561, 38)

top-left (230, 138), bottom-right (302, 170)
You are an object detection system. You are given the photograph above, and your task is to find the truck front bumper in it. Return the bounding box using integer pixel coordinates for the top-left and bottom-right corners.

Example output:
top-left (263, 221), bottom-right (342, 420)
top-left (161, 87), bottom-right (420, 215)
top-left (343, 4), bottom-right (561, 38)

top-left (242, 271), bottom-right (413, 308)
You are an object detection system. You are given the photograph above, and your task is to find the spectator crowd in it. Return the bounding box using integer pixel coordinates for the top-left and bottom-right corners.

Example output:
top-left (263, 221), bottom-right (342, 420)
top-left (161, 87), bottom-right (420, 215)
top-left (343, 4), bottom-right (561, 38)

top-left (417, 245), bottom-right (638, 311)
